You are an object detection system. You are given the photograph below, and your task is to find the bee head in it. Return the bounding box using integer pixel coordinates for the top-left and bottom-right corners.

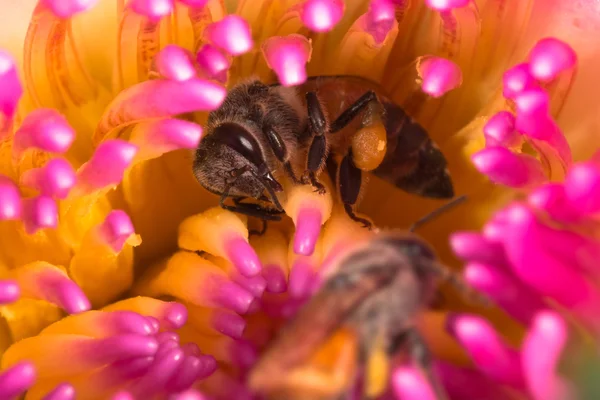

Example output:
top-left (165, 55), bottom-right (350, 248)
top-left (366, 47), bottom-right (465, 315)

top-left (193, 122), bottom-right (282, 200)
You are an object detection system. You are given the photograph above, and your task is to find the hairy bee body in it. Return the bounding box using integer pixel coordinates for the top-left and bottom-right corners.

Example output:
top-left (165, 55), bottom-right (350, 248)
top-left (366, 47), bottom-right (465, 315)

top-left (193, 75), bottom-right (453, 224)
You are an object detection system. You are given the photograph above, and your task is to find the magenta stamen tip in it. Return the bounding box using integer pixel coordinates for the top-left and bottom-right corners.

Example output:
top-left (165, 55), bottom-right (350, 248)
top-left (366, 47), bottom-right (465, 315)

top-left (205, 15), bottom-right (254, 56)
top-left (0, 280), bottom-right (20, 305)
top-left (425, 0), bottom-right (469, 11)
top-left (393, 365), bottom-right (438, 400)
top-left (111, 391), bottom-right (135, 400)
top-left (224, 235), bottom-right (262, 277)
top-left (41, 0), bottom-right (99, 17)
top-left (22, 195), bottom-right (58, 234)
top-left (41, 383), bottom-right (75, 400)
top-left (502, 63), bottom-right (538, 100)
top-left (527, 38), bottom-right (577, 82)
top-left (212, 311), bottom-right (246, 339)
top-left (483, 111), bottom-right (519, 148)
top-left (0, 51), bottom-right (23, 120)
top-left (0, 361), bottom-right (37, 399)
top-left (262, 34), bottom-right (312, 87)
top-left (564, 162), bottom-right (600, 215)
top-left (196, 44), bottom-right (231, 83)
top-left (20, 158), bottom-right (76, 200)
top-left (163, 302), bottom-right (188, 330)
top-left (13, 109), bottom-right (75, 159)
top-left (293, 207), bottom-right (322, 256)
top-left (53, 276), bottom-right (92, 314)
top-left (471, 146), bottom-right (546, 188)
top-left (366, 0), bottom-right (396, 44)
top-left (288, 261), bottom-right (315, 298)
top-left (0, 175), bottom-right (22, 220)
top-left (213, 281), bottom-right (255, 314)
top-left (129, 0), bottom-right (174, 20)
top-left (420, 57), bottom-right (462, 98)
top-left (169, 389), bottom-right (209, 400)
top-left (98, 210), bottom-right (136, 252)
top-left (301, 0), bottom-right (345, 32)
top-left (155, 45), bottom-right (196, 82)
top-left (262, 265), bottom-right (288, 293)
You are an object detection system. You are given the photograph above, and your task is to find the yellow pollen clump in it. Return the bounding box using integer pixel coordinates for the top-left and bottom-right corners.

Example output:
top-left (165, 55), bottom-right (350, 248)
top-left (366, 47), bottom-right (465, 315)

top-left (351, 121), bottom-right (388, 172)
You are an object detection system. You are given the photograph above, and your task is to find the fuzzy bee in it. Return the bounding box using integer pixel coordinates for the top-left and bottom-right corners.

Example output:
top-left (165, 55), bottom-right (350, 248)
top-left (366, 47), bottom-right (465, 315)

top-left (192, 75), bottom-right (454, 229)
top-left (247, 230), bottom-right (474, 400)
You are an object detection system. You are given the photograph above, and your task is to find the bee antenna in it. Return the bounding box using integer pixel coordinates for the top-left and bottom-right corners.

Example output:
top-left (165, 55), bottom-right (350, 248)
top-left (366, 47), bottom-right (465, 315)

top-left (409, 195), bottom-right (467, 233)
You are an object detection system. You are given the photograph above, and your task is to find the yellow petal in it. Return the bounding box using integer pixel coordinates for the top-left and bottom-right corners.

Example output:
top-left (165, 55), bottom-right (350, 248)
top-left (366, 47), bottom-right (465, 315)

top-left (0, 299), bottom-right (64, 343)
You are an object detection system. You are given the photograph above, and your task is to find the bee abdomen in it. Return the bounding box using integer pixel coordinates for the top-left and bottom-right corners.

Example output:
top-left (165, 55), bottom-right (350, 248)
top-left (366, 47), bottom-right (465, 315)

top-left (372, 101), bottom-right (454, 199)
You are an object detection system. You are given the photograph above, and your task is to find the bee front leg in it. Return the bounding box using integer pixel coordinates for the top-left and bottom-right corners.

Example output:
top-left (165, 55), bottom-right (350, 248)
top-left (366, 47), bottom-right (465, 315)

top-left (338, 149), bottom-right (373, 230)
top-left (301, 91), bottom-right (328, 195)
top-left (264, 127), bottom-right (301, 184)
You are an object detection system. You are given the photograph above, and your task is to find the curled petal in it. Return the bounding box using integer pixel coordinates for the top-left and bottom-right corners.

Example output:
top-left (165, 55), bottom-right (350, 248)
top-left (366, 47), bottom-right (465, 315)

top-left (74, 140), bottom-right (138, 195)
top-left (12, 261), bottom-right (91, 314)
top-left (41, 0), bottom-right (99, 18)
top-left (527, 38), bottom-right (577, 82)
top-left (13, 109), bottom-right (75, 160)
top-left (0, 175), bottom-right (22, 220)
top-left (204, 15), bottom-right (253, 56)
top-left (0, 280), bottom-right (20, 304)
top-left (418, 57), bottom-right (462, 98)
top-left (425, 0), bottom-right (469, 11)
top-left (522, 311), bottom-right (573, 400)
top-left (564, 162), bottom-right (600, 215)
top-left (22, 195), bottom-right (58, 234)
top-left (129, 0), bottom-right (174, 20)
top-left (130, 118), bottom-right (202, 162)
top-left (483, 111), bottom-right (520, 148)
top-left (42, 383), bottom-right (76, 400)
top-left (471, 147), bottom-right (546, 188)
top-left (96, 210), bottom-right (138, 253)
top-left (20, 158), bottom-right (76, 200)
top-left (0, 362), bottom-right (36, 399)
top-left (196, 44), bottom-right (231, 83)
top-left (502, 64), bottom-right (538, 100)
top-left (301, 0), bottom-right (345, 32)
top-left (262, 34), bottom-right (312, 87)
top-left (155, 45), bottom-right (196, 82)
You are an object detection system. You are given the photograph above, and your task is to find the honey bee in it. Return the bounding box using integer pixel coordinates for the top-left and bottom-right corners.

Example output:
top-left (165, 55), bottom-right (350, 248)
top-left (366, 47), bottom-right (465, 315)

top-left (193, 76), bottom-right (454, 229)
top-left (248, 230), bottom-right (474, 400)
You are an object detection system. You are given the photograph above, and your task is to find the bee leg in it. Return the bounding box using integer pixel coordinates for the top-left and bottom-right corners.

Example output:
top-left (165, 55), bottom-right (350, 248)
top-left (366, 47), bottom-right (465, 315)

top-left (264, 127), bottom-right (301, 184)
top-left (338, 150), bottom-right (373, 230)
top-left (330, 91), bottom-right (378, 133)
top-left (219, 170), bottom-right (284, 221)
top-left (404, 328), bottom-right (450, 400)
top-left (233, 198), bottom-right (269, 236)
top-left (301, 91), bottom-right (328, 194)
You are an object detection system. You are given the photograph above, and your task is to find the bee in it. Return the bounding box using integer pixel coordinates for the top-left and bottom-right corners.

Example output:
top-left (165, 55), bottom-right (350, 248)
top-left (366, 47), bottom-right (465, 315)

top-left (247, 229), bottom-right (475, 400)
top-left (192, 75), bottom-right (454, 229)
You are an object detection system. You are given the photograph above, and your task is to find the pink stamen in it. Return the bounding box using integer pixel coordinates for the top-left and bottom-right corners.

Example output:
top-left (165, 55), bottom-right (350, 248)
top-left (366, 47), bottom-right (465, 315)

top-left (447, 314), bottom-right (523, 386)
top-left (392, 365), bottom-right (437, 400)
top-left (111, 392), bottom-right (135, 400)
top-left (13, 109), bottom-right (75, 160)
top-left (521, 311), bottom-right (573, 400)
top-left (0, 175), bottom-right (22, 220)
top-left (156, 332), bottom-right (179, 344)
top-left (48, 310), bottom-right (157, 337)
top-left (166, 355), bottom-right (206, 392)
top-left (196, 355), bottom-right (217, 378)
top-left (97, 210), bottom-right (137, 253)
top-left (211, 310), bottom-right (246, 339)
top-left (17, 263), bottom-right (91, 314)
top-left (514, 88), bottom-right (550, 118)
top-left (22, 195), bottom-right (58, 234)
top-left (20, 158), bottom-right (76, 200)
top-left (261, 34), bottom-right (312, 87)
top-left (0, 362), bottom-right (36, 399)
top-left (146, 317), bottom-right (160, 333)
top-left (301, 0), bottom-right (345, 32)
top-left (89, 357), bottom-right (154, 391)
top-left (502, 63), bottom-right (538, 100)
top-left (419, 57), bottom-right (462, 98)
top-left (483, 111), bottom-right (520, 148)
top-left (425, 0), bottom-right (469, 12)
top-left (228, 339), bottom-right (258, 369)
top-left (131, 118), bottom-right (203, 161)
top-left (471, 146), bottom-right (546, 188)
top-left (155, 45), bottom-right (196, 82)
top-left (204, 15), bottom-right (254, 56)
top-left (0, 280), bottom-right (20, 304)
top-left (129, 0), bottom-right (174, 20)
top-left (262, 265), bottom-right (288, 293)
top-left (464, 262), bottom-right (546, 325)
top-left (564, 162), bottom-right (600, 215)
top-left (293, 207), bottom-right (322, 256)
top-left (288, 260), bottom-right (316, 298)
top-left (41, 0), bottom-right (99, 17)
top-left (196, 44), bottom-right (231, 83)
top-left (75, 140), bottom-right (138, 195)
top-left (223, 236), bottom-right (263, 278)
top-left (128, 348), bottom-right (185, 397)
top-left (527, 38), bottom-right (577, 82)
top-left (435, 361), bottom-right (507, 400)
top-left (450, 231), bottom-right (508, 266)
top-left (501, 204), bottom-right (600, 324)
top-left (158, 302), bottom-right (188, 330)
top-left (169, 389), bottom-right (208, 400)
top-left (154, 340), bottom-right (179, 361)
top-left (366, 0), bottom-right (396, 44)
top-left (0, 51), bottom-right (22, 131)
top-left (210, 280), bottom-right (255, 314)
top-left (527, 183), bottom-right (583, 223)
top-left (177, 0), bottom-right (209, 6)
top-left (232, 273), bottom-right (267, 298)
top-left (42, 383), bottom-right (75, 400)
